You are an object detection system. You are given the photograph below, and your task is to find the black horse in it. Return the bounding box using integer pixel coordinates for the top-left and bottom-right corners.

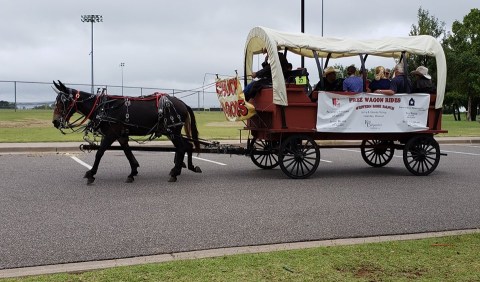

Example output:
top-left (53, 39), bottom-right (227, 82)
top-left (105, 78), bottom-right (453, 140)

top-left (52, 80), bottom-right (201, 183)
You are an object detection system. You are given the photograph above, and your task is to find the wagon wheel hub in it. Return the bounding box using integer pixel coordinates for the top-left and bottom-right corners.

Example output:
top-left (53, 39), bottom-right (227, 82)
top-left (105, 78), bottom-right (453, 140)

top-left (294, 151), bottom-right (304, 161)
top-left (415, 149), bottom-right (427, 161)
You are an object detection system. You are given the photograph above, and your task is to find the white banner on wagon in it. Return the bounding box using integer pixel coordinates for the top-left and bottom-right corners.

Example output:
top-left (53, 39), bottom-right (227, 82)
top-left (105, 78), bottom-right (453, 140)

top-left (316, 92), bottom-right (430, 132)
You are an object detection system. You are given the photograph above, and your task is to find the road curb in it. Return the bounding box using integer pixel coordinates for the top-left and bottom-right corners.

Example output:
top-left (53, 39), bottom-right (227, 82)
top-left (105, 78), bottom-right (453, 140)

top-left (1, 228), bottom-right (478, 278)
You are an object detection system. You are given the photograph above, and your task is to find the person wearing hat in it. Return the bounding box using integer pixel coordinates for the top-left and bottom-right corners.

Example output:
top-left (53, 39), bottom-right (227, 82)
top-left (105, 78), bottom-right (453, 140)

top-left (313, 66), bottom-right (343, 91)
top-left (411, 66), bottom-right (436, 93)
top-left (324, 66), bottom-right (343, 91)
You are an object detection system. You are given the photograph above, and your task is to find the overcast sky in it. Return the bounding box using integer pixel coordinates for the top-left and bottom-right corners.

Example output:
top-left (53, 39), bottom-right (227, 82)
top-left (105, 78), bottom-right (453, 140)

top-left (0, 0), bottom-right (478, 106)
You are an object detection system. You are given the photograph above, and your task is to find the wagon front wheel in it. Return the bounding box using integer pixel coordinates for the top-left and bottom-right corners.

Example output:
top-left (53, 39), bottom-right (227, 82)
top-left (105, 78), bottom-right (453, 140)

top-left (403, 136), bottom-right (440, 176)
top-left (279, 135), bottom-right (320, 179)
top-left (249, 138), bottom-right (279, 169)
top-left (361, 140), bottom-right (394, 167)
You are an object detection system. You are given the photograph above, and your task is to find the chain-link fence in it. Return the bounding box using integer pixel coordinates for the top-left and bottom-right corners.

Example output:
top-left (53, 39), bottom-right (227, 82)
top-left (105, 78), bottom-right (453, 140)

top-left (0, 80), bottom-right (219, 110)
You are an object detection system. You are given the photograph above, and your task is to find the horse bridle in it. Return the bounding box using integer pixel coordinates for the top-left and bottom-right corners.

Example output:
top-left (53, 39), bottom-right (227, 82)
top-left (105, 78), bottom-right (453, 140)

top-left (55, 88), bottom-right (100, 133)
top-left (54, 89), bottom-right (80, 129)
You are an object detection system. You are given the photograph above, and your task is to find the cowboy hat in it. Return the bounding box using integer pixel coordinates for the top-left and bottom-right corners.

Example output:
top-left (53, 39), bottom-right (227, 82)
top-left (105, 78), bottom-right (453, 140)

top-left (323, 66), bottom-right (336, 76)
top-left (411, 66), bottom-right (431, 80)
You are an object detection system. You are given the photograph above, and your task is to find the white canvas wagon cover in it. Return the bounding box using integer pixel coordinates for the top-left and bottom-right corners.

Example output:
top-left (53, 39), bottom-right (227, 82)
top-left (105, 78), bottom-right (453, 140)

top-left (244, 26), bottom-right (446, 109)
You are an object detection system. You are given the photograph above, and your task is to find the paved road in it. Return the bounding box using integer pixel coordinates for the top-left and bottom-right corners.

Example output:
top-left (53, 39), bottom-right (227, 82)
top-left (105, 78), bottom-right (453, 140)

top-left (1, 143), bottom-right (479, 270)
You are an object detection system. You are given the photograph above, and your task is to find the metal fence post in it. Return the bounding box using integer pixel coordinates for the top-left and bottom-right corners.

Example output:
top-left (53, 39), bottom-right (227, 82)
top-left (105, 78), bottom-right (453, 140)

top-left (14, 81), bottom-right (17, 112)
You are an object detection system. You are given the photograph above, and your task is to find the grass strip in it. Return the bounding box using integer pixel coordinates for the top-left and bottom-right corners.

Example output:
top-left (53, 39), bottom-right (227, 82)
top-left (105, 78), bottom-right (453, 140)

top-left (2, 233), bottom-right (479, 281)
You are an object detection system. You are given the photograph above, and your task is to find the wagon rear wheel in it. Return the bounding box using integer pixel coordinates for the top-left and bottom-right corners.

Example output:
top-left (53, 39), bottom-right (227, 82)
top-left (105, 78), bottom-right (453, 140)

top-left (249, 138), bottom-right (279, 169)
top-left (361, 140), bottom-right (394, 167)
top-left (279, 135), bottom-right (320, 179)
top-left (403, 136), bottom-right (440, 176)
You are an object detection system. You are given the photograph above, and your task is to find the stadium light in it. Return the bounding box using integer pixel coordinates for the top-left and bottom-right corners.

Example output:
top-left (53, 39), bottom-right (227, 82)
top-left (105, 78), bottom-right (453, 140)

top-left (81, 14), bottom-right (103, 94)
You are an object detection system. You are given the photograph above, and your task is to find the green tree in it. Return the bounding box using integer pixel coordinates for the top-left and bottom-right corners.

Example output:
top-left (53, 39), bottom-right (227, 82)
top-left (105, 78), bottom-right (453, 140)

top-left (0, 100), bottom-right (15, 109)
top-left (409, 7), bottom-right (446, 80)
top-left (443, 8), bottom-right (480, 121)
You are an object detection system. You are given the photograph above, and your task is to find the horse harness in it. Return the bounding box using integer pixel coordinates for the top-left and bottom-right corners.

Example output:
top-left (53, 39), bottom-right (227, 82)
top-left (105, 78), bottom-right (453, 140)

top-left (87, 92), bottom-right (185, 139)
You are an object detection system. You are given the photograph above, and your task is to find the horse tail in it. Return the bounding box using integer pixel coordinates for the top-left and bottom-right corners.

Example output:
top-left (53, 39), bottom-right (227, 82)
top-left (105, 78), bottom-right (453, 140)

top-left (185, 104), bottom-right (200, 153)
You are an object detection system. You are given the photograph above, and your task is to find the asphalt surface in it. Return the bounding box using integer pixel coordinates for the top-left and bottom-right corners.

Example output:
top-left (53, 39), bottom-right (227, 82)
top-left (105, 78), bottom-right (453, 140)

top-left (0, 138), bottom-right (479, 277)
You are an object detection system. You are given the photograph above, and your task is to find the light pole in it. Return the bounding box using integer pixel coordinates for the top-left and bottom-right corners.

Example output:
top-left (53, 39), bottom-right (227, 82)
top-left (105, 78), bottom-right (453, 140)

top-left (321, 0), bottom-right (324, 68)
top-left (81, 14), bottom-right (103, 94)
top-left (321, 0), bottom-right (324, 38)
top-left (301, 0), bottom-right (305, 68)
top-left (120, 62), bottom-right (125, 96)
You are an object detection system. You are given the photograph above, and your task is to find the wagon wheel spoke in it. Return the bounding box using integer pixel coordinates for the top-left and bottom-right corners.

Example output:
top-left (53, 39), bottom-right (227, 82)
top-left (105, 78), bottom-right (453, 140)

top-left (279, 135), bottom-right (320, 179)
top-left (250, 138), bottom-right (279, 169)
top-left (403, 136), bottom-right (441, 176)
top-left (283, 158), bottom-right (296, 170)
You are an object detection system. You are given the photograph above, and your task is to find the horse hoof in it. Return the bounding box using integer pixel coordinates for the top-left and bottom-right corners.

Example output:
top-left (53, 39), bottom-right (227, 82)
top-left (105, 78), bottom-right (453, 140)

top-left (84, 171), bottom-right (92, 178)
top-left (195, 166), bottom-right (202, 173)
top-left (126, 177), bottom-right (134, 183)
top-left (86, 177), bottom-right (95, 185)
top-left (168, 176), bottom-right (177, 182)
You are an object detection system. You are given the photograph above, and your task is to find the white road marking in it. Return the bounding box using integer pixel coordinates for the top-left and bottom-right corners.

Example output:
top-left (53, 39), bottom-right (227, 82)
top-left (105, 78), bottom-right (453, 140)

top-left (70, 155), bottom-right (93, 170)
top-left (169, 152), bottom-right (227, 166)
top-left (440, 150), bottom-right (480, 156)
top-left (68, 151), bottom-right (329, 168)
top-left (192, 155), bottom-right (227, 166)
top-left (336, 148), bottom-right (360, 153)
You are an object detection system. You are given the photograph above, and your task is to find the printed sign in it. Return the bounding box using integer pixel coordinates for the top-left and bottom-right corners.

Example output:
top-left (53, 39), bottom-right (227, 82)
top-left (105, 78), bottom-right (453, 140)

top-left (215, 77), bottom-right (256, 121)
top-left (295, 76), bottom-right (308, 85)
top-left (316, 92), bottom-right (430, 132)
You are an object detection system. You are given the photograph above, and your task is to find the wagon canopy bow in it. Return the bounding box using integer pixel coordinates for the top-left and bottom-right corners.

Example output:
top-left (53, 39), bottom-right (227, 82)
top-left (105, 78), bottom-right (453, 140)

top-left (244, 26), bottom-right (446, 109)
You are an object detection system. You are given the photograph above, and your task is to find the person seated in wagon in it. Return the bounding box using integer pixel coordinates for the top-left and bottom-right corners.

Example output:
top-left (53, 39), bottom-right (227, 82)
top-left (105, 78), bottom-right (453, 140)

top-left (368, 66), bottom-right (391, 93)
top-left (342, 65), bottom-right (363, 92)
top-left (243, 48), bottom-right (290, 101)
top-left (373, 63), bottom-right (412, 95)
top-left (314, 66), bottom-right (343, 92)
top-left (411, 66), bottom-right (436, 93)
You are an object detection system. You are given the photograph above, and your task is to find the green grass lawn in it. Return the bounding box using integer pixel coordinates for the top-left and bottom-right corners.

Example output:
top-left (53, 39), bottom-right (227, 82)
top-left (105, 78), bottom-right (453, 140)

top-left (438, 114), bottom-right (480, 136)
top-left (1, 109), bottom-right (479, 142)
top-left (0, 110), bottom-right (245, 142)
top-left (2, 233), bottom-right (479, 281)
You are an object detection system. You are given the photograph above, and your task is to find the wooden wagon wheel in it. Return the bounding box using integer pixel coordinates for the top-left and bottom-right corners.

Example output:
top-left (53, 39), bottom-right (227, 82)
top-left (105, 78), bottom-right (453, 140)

top-left (279, 134), bottom-right (320, 179)
top-left (249, 138), bottom-right (279, 169)
top-left (403, 135), bottom-right (440, 176)
top-left (361, 140), bottom-right (395, 167)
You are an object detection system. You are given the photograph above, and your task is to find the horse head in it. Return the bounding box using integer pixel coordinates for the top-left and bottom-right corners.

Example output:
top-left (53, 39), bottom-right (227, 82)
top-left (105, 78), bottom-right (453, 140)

top-left (51, 80), bottom-right (79, 129)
